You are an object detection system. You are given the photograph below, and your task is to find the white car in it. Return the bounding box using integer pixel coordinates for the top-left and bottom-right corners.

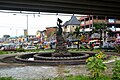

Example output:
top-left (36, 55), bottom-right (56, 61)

top-left (94, 43), bottom-right (100, 48)
top-left (88, 40), bottom-right (100, 49)
top-left (24, 46), bottom-right (37, 50)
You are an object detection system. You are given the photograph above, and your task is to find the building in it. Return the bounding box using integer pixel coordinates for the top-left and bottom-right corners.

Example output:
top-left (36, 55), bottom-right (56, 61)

top-left (45, 27), bottom-right (57, 42)
top-left (62, 15), bottom-right (80, 41)
top-left (63, 15), bottom-right (80, 33)
top-left (79, 15), bottom-right (120, 43)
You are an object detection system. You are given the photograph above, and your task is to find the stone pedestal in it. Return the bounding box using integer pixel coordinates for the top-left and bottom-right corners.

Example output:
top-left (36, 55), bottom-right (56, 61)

top-left (52, 35), bottom-right (71, 57)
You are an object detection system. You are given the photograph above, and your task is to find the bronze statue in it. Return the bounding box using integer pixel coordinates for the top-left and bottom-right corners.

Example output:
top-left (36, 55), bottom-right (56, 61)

top-left (52, 18), bottom-right (71, 57)
top-left (57, 18), bottom-right (63, 36)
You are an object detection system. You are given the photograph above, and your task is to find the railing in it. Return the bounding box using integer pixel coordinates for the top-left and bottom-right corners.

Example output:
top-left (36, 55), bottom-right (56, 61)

top-left (94, 20), bottom-right (106, 23)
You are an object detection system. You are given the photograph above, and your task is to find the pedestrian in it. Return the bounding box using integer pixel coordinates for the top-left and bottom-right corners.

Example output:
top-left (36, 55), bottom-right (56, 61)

top-left (90, 42), bottom-right (94, 51)
top-left (50, 43), bottom-right (53, 49)
top-left (92, 43), bottom-right (94, 50)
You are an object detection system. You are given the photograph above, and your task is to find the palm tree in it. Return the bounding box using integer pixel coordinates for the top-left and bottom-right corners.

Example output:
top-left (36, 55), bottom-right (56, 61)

top-left (67, 26), bottom-right (81, 49)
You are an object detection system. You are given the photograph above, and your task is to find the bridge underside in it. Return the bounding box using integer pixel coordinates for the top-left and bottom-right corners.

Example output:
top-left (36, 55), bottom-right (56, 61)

top-left (0, 0), bottom-right (120, 17)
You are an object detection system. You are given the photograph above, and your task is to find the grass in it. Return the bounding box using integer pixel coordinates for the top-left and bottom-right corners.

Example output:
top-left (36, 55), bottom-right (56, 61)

top-left (0, 49), bottom-right (55, 55)
top-left (68, 48), bottom-right (101, 53)
top-left (63, 75), bottom-right (89, 80)
top-left (0, 77), bottom-right (16, 80)
top-left (0, 75), bottom-right (112, 80)
top-left (0, 50), bottom-right (9, 55)
top-left (48, 75), bottom-right (111, 80)
top-left (0, 48), bottom-right (116, 55)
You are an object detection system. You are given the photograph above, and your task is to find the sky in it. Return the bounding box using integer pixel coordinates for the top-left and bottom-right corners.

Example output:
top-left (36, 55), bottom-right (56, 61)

top-left (0, 12), bottom-right (71, 38)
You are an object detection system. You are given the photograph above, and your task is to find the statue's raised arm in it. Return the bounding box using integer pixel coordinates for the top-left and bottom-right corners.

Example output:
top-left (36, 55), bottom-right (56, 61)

top-left (57, 18), bottom-right (63, 36)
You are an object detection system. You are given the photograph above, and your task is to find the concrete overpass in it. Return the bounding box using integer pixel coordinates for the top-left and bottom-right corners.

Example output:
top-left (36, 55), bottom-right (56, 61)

top-left (0, 0), bottom-right (120, 17)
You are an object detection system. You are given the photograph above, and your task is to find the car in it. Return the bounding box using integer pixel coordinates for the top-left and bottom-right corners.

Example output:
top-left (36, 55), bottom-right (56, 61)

top-left (24, 46), bottom-right (37, 50)
top-left (94, 43), bottom-right (100, 48)
top-left (88, 40), bottom-right (101, 49)
top-left (0, 44), bottom-right (16, 51)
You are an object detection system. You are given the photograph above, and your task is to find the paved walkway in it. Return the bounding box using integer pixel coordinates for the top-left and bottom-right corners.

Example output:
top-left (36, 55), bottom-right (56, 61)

top-left (103, 57), bottom-right (120, 63)
top-left (0, 64), bottom-right (88, 79)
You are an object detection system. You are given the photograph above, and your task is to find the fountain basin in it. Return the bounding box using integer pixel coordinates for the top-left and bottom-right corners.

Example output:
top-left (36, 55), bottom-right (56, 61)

top-left (34, 52), bottom-right (89, 60)
top-left (14, 52), bottom-right (93, 65)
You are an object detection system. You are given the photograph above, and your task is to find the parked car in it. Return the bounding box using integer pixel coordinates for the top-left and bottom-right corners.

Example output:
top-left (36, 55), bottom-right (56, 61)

top-left (0, 44), bottom-right (16, 51)
top-left (94, 43), bottom-right (100, 48)
top-left (24, 46), bottom-right (37, 50)
top-left (88, 40), bottom-right (101, 49)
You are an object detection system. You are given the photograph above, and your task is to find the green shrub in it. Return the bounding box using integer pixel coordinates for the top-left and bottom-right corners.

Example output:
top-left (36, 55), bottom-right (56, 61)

top-left (16, 48), bottom-right (25, 52)
top-left (80, 46), bottom-right (85, 49)
top-left (35, 44), bottom-right (39, 49)
top-left (86, 51), bottom-right (107, 79)
top-left (112, 60), bottom-right (120, 80)
top-left (90, 76), bottom-right (110, 80)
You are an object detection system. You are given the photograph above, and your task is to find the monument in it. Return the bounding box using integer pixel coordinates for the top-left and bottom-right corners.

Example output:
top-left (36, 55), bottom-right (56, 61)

top-left (52, 18), bottom-right (71, 57)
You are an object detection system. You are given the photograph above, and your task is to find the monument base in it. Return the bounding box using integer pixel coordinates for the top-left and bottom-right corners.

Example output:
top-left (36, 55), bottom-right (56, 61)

top-left (52, 35), bottom-right (71, 57)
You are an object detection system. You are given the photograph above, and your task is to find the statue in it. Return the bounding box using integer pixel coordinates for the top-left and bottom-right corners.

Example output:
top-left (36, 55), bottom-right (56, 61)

top-left (52, 18), bottom-right (71, 57)
top-left (57, 18), bottom-right (63, 36)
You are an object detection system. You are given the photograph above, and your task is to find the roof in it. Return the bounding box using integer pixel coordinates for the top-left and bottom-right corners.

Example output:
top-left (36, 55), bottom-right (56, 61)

top-left (63, 15), bottom-right (80, 26)
top-left (63, 21), bottom-right (69, 27)
top-left (67, 15), bottom-right (80, 25)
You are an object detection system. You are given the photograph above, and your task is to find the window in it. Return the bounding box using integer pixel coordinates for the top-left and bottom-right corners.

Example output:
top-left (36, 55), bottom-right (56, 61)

top-left (86, 25), bottom-right (89, 28)
top-left (108, 19), bottom-right (115, 23)
top-left (81, 21), bottom-right (84, 25)
top-left (65, 26), bottom-right (67, 28)
top-left (98, 16), bottom-right (105, 20)
top-left (90, 24), bottom-right (92, 28)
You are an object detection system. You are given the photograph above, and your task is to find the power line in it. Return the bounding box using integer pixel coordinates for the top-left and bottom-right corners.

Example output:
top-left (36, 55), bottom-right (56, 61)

top-left (0, 26), bottom-right (25, 29)
top-left (0, 10), bottom-right (87, 17)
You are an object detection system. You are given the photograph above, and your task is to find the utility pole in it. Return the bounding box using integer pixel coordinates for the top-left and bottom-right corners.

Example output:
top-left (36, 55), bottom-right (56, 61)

top-left (26, 15), bottom-right (28, 41)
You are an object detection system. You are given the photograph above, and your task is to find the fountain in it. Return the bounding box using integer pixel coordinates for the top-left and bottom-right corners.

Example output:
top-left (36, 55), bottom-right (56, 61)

top-left (1, 18), bottom-right (96, 66)
top-left (52, 18), bottom-right (71, 57)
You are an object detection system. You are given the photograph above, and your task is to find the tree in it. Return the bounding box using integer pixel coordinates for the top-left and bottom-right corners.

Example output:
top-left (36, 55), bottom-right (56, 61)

top-left (93, 23), bottom-right (107, 48)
